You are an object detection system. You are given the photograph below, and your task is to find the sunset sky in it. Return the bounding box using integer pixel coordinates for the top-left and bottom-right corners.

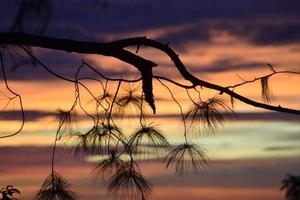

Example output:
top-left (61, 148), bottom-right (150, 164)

top-left (0, 1), bottom-right (300, 200)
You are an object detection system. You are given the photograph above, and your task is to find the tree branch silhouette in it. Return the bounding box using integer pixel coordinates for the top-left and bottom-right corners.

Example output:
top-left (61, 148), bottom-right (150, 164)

top-left (1, 1), bottom-right (299, 200)
top-left (1, 32), bottom-right (299, 114)
top-left (1, 30), bottom-right (300, 200)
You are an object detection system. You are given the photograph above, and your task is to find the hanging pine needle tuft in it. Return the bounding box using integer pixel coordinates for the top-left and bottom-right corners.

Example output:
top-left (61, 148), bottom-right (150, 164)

top-left (185, 97), bottom-right (233, 133)
top-left (164, 143), bottom-right (208, 176)
top-left (73, 122), bottom-right (124, 155)
top-left (34, 171), bottom-right (76, 200)
top-left (93, 150), bottom-right (124, 184)
top-left (108, 162), bottom-right (151, 200)
top-left (98, 90), bottom-right (114, 102)
top-left (128, 124), bottom-right (169, 158)
top-left (55, 109), bottom-right (77, 139)
top-left (280, 174), bottom-right (300, 200)
top-left (261, 76), bottom-right (272, 103)
top-left (115, 87), bottom-right (142, 118)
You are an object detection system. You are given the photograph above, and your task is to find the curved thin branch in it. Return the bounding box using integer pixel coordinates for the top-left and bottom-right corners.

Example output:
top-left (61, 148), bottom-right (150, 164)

top-left (0, 52), bottom-right (25, 139)
top-left (19, 45), bottom-right (75, 83)
top-left (154, 75), bottom-right (194, 89)
top-left (228, 64), bottom-right (300, 89)
top-left (157, 79), bottom-right (188, 143)
top-left (82, 61), bottom-right (143, 83)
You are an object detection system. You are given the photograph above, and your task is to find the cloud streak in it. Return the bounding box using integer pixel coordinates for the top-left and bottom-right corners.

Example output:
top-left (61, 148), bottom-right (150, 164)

top-left (1, 109), bottom-right (299, 122)
top-left (1, 0), bottom-right (300, 44)
top-left (0, 110), bottom-right (54, 121)
top-left (264, 146), bottom-right (297, 152)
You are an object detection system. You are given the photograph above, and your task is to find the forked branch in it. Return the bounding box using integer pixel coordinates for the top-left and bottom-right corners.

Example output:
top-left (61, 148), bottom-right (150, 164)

top-left (1, 32), bottom-right (299, 114)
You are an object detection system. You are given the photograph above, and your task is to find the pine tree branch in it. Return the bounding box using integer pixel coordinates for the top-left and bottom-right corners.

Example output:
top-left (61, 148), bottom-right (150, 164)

top-left (1, 32), bottom-right (300, 114)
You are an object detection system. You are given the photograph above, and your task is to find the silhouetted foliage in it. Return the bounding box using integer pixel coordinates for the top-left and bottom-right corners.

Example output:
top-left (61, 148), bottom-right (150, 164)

top-left (165, 143), bottom-right (208, 176)
top-left (34, 172), bottom-right (75, 200)
top-left (128, 124), bottom-right (169, 158)
top-left (10, 0), bottom-right (51, 34)
top-left (93, 150), bottom-right (124, 183)
top-left (0, 185), bottom-right (20, 200)
top-left (261, 77), bottom-right (272, 103)
top-left (115, 86), bottom-right (142, 117)
top-left (0, 1), bottom-right (300, 200)
top-left (281, 174), bottom-right (300, 200)
top-left (56, 109), bottom-right (77, 139)
top-left (73, 122), bottom-right (124, 155)
top-left (108, 161), bottom-right (151, 200)
top-left (185, 97), bottom-right (233, 133)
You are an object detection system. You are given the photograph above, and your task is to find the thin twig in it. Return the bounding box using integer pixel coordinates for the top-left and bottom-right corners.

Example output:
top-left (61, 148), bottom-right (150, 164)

top-left (158, 79), bottom-right (188, 143)
top-left (228, 64), bottom-right (300, 89)
top-left (0, 52), bottom-right (25, 139)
